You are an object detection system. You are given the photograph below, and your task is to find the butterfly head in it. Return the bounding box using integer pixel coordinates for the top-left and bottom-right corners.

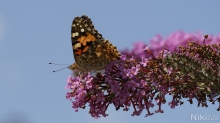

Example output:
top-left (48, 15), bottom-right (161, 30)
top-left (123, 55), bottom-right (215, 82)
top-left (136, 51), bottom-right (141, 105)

top-left (69, 63), bottom-right (82, 71)
top-left (69, 62), bottom-right (89, 76)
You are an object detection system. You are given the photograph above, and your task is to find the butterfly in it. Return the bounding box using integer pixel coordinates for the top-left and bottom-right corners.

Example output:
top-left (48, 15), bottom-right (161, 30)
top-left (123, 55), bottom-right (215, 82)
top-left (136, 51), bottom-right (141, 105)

top-left (69, 15), bottom-right (121, 76)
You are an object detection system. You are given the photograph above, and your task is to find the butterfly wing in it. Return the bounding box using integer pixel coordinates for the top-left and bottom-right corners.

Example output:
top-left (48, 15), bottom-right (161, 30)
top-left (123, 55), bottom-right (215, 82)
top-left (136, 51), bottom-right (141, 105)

top-left (70, 15), bottom-right (120, 71)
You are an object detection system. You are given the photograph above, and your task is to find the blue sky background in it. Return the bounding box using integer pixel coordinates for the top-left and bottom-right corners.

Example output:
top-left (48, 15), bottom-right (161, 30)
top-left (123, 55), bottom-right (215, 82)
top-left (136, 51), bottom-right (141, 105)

top-left (0, 0), bottom-right (220, 123)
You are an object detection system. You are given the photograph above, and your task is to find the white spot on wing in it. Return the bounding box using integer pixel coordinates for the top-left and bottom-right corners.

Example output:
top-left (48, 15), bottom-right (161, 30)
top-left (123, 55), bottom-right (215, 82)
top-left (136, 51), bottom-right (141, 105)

top-left (75, 32), bottom-right (79, 36)
top-left (81, 29), bottom-right (84, 32)
top-left (71, 33), bottom-right (75, 38)
top-left (74, 43), bottom-right (81, 49)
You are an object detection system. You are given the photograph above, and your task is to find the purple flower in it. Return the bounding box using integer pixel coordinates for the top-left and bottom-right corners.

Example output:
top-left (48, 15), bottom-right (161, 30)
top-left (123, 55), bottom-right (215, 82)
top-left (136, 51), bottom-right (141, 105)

top-left (97, 91), bottom-right (105, 102)
top-left (122, 31), bottom-right (220, 60)
top-left (121, 55), bottom-right (126, 60)
top-left (168, 100), bottom-right (178, 109)
top-left (126, 65), bottom-right (140, 78)
top-left (65, 31), bottom-right (220, 118)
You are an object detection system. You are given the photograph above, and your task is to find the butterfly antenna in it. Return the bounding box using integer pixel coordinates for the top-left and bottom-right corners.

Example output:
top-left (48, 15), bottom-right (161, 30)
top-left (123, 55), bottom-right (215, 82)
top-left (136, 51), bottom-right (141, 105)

top-left (48, 62), bottom-right (69, 73)
top-left (52, 67), bottom-right (69, 73)
top-left (48, 62), bottom-right (69, 66)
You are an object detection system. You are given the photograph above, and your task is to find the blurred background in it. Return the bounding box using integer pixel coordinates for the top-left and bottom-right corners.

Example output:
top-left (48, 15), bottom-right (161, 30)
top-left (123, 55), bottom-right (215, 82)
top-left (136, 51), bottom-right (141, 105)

top-left (0, 0), bottom-right (219, 123)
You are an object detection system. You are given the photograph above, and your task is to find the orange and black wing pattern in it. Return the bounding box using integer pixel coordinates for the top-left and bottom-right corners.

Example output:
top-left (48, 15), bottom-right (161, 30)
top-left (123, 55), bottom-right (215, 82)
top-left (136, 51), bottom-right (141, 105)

top-left (70, 15), bottom-right (121, 71)
top-left (71, 15), bottom-right (102, 56)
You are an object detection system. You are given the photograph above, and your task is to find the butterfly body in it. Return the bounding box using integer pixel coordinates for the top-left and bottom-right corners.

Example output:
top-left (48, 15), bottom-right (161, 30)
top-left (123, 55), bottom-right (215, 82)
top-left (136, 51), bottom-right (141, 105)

top-left (69, 15), bottom-right (121, 74)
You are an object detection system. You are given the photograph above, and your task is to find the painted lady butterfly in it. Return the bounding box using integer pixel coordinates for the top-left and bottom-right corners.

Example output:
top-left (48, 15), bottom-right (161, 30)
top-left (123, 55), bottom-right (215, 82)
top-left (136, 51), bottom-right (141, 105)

top-left (69, 15), bottom-right (121, 75)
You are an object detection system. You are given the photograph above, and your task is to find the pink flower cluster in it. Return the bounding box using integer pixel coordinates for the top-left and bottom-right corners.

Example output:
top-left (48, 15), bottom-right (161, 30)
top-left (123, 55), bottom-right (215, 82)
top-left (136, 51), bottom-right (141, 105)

top-left (121, 31), bottom-right (220, 61)
top-left (66, 31), bottom-right (220, 118)
top-left (66, 56), bottom-right (157, 118)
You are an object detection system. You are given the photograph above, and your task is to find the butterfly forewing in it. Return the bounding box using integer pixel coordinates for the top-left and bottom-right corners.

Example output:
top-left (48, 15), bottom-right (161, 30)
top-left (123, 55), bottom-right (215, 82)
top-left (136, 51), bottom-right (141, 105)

top-left (70, 15), bottom-right (121, 72)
